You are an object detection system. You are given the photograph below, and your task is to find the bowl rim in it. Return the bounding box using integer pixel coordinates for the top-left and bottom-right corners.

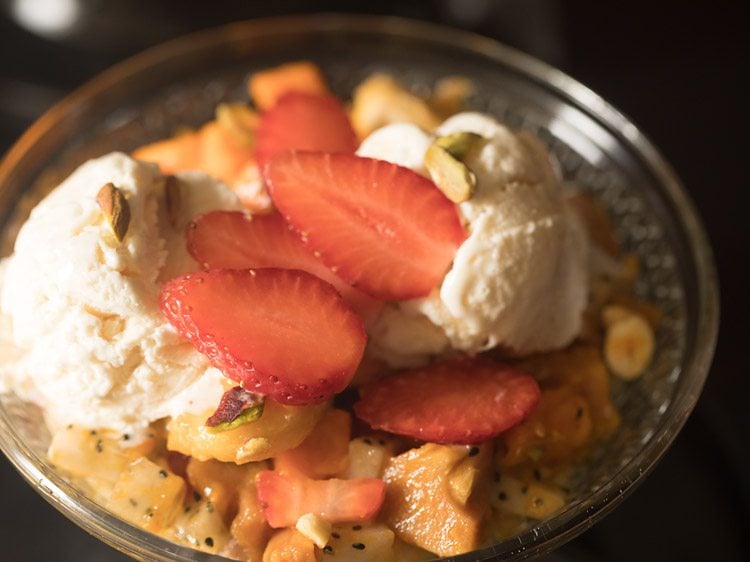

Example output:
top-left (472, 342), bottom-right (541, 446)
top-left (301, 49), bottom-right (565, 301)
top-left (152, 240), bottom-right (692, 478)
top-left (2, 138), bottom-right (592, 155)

top-left (0, 13), bottom-right (719, 562)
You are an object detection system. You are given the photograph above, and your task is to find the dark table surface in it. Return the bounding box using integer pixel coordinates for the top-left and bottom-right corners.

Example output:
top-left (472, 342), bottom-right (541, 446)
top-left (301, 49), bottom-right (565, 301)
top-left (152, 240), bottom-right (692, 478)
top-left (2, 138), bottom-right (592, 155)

top-left (1, 1), bottom-right (747, 561)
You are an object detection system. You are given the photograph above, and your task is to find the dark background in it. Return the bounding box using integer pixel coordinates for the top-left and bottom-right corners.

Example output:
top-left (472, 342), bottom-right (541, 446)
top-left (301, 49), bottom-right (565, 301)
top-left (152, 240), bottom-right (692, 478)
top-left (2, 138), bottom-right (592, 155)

top-left (0, 1), bottom-right (747, 560)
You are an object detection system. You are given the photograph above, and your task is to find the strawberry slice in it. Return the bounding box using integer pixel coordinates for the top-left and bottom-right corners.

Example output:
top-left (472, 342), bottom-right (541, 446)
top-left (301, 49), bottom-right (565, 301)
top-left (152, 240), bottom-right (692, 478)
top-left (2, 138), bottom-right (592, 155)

top-left (186, 211), bottom-right (382, 322)
top-left (265, 152), bottom-right (466, 300)
top-left (354, 358), bottom-right (541, 444)
top-left (256, 470), bottom-right (385, 528)
top-left (160, 268), bottom-right (366, 405)
top-left (255, 92), bottom-right (357, 169)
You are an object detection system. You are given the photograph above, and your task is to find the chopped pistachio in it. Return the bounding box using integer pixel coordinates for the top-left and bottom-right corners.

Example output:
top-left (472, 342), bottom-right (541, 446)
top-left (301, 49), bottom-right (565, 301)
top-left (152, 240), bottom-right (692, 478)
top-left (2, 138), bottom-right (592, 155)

top-left (434, 131), bottom-right (483, 159)
top-left (424, 132), bottom-right (483, 203)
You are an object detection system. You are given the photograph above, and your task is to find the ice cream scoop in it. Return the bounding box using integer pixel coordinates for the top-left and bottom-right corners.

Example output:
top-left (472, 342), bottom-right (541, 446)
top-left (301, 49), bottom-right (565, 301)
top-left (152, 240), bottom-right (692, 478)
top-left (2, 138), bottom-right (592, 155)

top-left (0, 152), bottom-right (241, 434)
top-left (362, 114), bottom-right (590, 366)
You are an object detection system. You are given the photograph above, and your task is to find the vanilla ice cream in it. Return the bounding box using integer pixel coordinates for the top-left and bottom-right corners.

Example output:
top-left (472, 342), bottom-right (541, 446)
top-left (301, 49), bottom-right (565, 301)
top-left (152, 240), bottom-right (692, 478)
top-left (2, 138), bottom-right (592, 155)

top-left (0, 152), bottom-right (241, 434)
top-left (362, 114), bottom-right (590, 366)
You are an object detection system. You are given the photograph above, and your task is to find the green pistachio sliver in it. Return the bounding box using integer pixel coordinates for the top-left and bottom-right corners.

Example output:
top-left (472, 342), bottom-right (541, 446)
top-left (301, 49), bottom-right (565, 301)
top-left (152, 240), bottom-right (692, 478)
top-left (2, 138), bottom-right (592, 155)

top-left (424, 143), bottom-right (477, 203)
top-left (434, 131), bottom-right (484, 159)
top-left (96, 182), bottom-right (131, 242)
top-left (207, 401), bottom-right (265, 433)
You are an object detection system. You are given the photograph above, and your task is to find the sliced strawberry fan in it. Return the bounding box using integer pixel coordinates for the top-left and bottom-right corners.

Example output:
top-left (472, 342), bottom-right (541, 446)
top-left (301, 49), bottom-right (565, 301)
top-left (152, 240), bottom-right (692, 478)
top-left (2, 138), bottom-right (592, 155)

top-left (186, 211), bottom-right (382, 322)
top-left (265, 151), bottom-right (466, 300)
top-left (160, 268), bottom-right (366, 405)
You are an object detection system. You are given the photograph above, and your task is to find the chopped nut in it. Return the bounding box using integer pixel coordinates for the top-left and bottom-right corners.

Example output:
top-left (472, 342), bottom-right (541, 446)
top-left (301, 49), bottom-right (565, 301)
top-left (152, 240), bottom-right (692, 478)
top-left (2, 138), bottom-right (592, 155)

top-left (434, 131), bottom-right (483, 159)
top-left (96, 183), bottom-right (130, 242)
top-left (424, 132), bottom-right (483, 203)
top-left (350, 74), bottom-right (441, 139)
top-left (604, 313), bottom-right (655, 380)
top-left (296, 512), bottom-right (332, 548)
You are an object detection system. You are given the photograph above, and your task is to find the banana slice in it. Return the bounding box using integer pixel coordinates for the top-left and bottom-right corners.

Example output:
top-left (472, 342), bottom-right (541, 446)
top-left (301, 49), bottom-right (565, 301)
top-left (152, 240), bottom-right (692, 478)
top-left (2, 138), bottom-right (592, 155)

top-left (603, 311), bottom-right (655, 380)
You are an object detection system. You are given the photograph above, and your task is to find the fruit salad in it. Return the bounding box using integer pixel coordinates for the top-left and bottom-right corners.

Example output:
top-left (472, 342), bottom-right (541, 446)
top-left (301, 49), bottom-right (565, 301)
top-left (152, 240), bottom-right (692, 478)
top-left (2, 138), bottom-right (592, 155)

top-left (0, 60), bottom-right (660, 560)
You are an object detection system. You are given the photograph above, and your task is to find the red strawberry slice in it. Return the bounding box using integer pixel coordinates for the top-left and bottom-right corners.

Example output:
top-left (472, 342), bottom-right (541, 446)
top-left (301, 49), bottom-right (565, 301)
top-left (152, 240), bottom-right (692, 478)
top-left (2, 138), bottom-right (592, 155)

top-left (265, 152), bottom-right (466, 300)
top-left (256, 470), bottom-right (385, 528)
top-left (255, 92), bottom-right (357, 169)
top-left (186, 211), bottom-right (382, 322)
top-left (354, 358), bottom-right (541, 444)
top-left (160, 268), bottom-right (366, 405)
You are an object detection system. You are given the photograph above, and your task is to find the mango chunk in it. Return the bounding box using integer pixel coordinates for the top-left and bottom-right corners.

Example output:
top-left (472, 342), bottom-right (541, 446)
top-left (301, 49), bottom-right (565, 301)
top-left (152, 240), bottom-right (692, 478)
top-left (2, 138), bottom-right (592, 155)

top-left (382, 443), bottom-right (491, 557)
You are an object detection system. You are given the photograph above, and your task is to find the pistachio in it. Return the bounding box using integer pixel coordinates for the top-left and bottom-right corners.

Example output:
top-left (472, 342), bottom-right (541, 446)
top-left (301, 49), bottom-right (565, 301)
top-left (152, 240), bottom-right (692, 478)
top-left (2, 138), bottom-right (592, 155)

top-left (215, 102), bottom-right (258, 146)
top-left (164, 175), bottom-right (182, 228)
top-left (96, 183), bottom-right (131, 242)
top-left (205, 386), bottom-right (265, 431)
top-left (424, 132), bottom-right (483, 203)
top-left (435, 131), bottom-right (483, 159)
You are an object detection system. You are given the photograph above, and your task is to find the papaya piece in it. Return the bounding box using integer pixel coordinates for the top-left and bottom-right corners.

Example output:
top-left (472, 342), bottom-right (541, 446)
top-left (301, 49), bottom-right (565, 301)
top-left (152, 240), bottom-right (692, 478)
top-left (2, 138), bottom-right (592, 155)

top-left (249, 61), bottom-right (330, 110)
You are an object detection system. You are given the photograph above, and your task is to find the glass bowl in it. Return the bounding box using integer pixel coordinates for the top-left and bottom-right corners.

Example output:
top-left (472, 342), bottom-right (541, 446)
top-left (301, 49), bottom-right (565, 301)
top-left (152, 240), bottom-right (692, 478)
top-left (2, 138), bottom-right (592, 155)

top-left (0, 14), bottom-right (718, 562)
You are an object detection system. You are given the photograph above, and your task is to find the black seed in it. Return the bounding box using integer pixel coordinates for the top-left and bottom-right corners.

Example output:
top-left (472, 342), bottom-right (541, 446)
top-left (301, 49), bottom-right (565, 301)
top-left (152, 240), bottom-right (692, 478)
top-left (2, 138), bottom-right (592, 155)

top-left (352, 524), bottom-right (362, 531)
top-left (468, 446), bottom-right (480, 457)
top-left (159, 469), bottom-right (168, 478)
top-left (67, 424), bottom-right (73, 430)
top-left (331, 532), bottom-right (340, 539)
top-left (575, 406), bottom-right (584, 419)
top-left (95, 439), bottom-right (103, 453)
top-left (323, 545), bottom-right (334, 554)
top-left (363, 438), bottom-right (373, 445)
top-left (122, 433), bottom-right (130, 441)
top-left (498, 491), bottom-right (508, 501)
top-left (205, 537), bottom-right (214, 547)
top-left (193, 491), bottom-right (202, 502)
top-left (184, 506), bottom-right (191, 513)
top-left (378, 439), bottom-right (386, 446)
top-left (129, 499), bottom-right (138, 507)
top-left (533, 469), bottom-right (542, 481)
top-left (90, 430), bottom-right (97, 436)
top-left (352, 543), bottom-right (366, 550)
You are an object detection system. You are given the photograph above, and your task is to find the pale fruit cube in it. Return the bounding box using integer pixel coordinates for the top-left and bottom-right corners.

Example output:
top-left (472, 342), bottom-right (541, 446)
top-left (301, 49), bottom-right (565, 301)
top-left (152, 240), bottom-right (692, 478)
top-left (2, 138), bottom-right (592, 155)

top-left (106, 457), bottom-right (185, 532)
top-left (346, 436), bottom-right (395, 479)
top-left (48, 426), bottom-right (132, 484)
top-left (491, 474), bottom-right (566, 520)
top-left (170, 499), bottom-right (231, 554)
top-left (324, 524), bottom-right (395, 561)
